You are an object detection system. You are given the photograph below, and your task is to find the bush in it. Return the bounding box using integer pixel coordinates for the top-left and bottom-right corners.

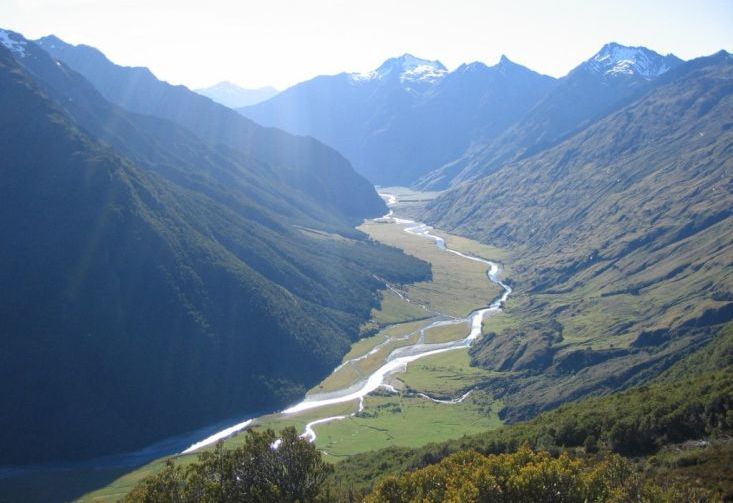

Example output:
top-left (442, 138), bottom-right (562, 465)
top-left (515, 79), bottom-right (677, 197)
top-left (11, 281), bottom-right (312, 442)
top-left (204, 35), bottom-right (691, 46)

top-left (365, 445), bottom-right (698, 502)
top-left (125, 427), bottom-right (332, 502)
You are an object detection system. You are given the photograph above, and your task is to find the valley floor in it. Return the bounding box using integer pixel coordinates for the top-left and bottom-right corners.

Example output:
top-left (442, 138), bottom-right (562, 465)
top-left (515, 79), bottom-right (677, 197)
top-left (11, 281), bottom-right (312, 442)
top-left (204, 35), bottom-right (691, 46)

top-left (81, 188), bottom-right (516, 501)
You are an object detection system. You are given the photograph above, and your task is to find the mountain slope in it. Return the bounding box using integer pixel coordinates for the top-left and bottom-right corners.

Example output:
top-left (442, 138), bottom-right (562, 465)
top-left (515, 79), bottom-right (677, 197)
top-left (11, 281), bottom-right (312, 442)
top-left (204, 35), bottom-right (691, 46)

top-left (421, 43), bottom-right (684, 188)
top-left (35, 34), bottom-right (383, 222)
top-left (16, 31), bottom-right (361, 236)
top-left (195, 81), bottom-right (278, 108)
top-left (425, 51), bottom-right (733, 418)
top-left (240, 54), bottom-right (555, 185)
top-left (0, 35), bottom-right (430, 465)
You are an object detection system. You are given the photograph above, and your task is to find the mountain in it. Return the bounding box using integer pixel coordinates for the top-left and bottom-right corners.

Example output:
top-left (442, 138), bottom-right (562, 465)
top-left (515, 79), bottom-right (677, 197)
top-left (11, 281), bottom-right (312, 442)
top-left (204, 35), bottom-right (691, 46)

top-left (195, 81), bottom-right (278, 108)
top-left (585, 42), bottom-right (681, 78)
top-left (35, 34), bottom-right (382, 222)
top-left (240, 54), bottom-right (555, 186)
top-left (0, 29), bottom-right (431, 465)
top-left (420, 43), bottom-right (684, 188)
top-left (424, 50), bottom-right (733, 418)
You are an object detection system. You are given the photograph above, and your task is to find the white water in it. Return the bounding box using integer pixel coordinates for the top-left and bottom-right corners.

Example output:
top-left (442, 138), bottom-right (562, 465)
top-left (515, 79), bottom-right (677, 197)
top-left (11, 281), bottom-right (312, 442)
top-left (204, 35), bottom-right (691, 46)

top-left (181, 192), bottom-right (511, 452)
top-left (417, 390), bottom-right (473, 404)
top-left (282, 195), bottom-right (511, 416)
top-left (181, 419), bottom-right (253, 454)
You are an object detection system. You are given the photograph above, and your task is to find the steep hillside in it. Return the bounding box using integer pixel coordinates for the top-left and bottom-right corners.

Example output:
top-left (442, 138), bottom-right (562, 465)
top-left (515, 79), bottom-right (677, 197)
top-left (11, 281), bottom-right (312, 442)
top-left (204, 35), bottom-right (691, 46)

top-left (240, 54), bottom-right (555, 185)
top-left (425, 51), bottom-right (733, 418)
top-left (11, 31), bottom-right (363, 236)
top-left (0, 36), bottom-right (430, 465)
top-left (35, 34), bottom-right (384, 222)
top-left (420, 43), bottom-right (683, 189)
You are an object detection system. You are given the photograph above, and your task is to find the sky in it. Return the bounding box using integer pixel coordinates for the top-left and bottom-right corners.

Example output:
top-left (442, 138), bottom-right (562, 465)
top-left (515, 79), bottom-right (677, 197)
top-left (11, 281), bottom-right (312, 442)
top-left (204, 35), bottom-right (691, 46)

top-left (3, 0), bottom-right (732, 90)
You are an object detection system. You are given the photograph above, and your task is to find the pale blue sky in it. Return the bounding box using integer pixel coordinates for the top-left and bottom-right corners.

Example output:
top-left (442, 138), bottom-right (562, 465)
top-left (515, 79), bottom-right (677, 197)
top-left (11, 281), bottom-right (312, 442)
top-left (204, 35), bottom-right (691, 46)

top-left (3, 0), bottom-right (732, 90)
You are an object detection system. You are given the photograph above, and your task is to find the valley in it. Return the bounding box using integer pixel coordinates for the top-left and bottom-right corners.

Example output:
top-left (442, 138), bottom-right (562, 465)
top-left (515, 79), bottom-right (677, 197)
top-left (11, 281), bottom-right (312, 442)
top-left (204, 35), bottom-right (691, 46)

top-left (0, 10), bottom-right (731, 500)
top-left (80, 189), bottom-right (515, 501)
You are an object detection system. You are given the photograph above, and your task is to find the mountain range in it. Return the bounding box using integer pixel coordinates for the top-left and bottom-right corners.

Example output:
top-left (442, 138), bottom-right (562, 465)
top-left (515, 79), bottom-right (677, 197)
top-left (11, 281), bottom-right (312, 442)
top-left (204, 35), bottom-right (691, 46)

top-left (240, 44), bottom-right (684, 188)
top-left (1, 23), bottom-right (732, 503)
top-left (240, 53), bottom-right (555, 186)
top-left (239, 35), bottom-right (732, 445)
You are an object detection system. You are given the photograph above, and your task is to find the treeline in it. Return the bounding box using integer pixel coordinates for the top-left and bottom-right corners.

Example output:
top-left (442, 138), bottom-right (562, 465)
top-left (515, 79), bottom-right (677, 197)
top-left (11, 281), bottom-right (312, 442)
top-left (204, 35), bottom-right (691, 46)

top-left (126, 433), bottom-right (711, 503)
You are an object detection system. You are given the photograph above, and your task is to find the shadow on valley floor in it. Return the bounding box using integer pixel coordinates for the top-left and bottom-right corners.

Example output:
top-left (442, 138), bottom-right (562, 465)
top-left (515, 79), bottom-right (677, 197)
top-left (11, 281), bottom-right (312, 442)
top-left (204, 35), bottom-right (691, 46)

top-left (0, 466), bottom-right (132, 503)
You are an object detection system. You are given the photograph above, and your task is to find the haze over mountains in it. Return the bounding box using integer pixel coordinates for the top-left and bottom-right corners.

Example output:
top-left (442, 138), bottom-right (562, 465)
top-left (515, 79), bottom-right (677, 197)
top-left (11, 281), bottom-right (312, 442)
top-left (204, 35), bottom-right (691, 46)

top-left (241, 44), bottom-right (684, 188)
top-left (241, 53), bottom-right (555, 186)
top-left (195, 81), bottom-right (278, 108)
top-left (0, 29), bottom-right (429, 465)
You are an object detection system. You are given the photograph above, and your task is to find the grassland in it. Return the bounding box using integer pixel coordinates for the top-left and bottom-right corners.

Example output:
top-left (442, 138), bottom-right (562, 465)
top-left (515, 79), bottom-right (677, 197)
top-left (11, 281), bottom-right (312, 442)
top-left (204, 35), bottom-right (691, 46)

top-left (420, 321), bottom-right (469, 344)
top-left (312, 392), bottom-right (502, 460)
top-left (395, 349), bottom-right (503, 396)
top-left (360, 220), bottom-right (503, 318)
top-left (368, 289), bottom-right (431, 326)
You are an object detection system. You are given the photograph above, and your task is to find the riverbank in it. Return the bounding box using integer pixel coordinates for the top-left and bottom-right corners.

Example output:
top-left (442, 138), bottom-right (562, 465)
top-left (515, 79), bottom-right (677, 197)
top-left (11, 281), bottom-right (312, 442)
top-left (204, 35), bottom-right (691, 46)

top-left (81, 189), bottom-right (515, 501)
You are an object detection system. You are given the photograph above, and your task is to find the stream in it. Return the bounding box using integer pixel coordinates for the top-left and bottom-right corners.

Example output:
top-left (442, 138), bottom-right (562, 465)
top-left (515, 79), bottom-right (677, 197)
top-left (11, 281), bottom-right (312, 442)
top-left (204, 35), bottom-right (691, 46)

top-left (181, 191), bottom-right (512, 450)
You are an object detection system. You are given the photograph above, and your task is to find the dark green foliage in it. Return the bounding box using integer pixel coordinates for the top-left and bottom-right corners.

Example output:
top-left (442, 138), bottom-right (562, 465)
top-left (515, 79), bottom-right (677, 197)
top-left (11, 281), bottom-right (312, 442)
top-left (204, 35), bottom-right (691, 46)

top-left (126, 428), bottom-right (332, 503)
top-left (330, 365), bottom-right (733, 495)
top-left (583, 435), bottom-right (599, 454)
top-left (0, 39), bottom-right (430, 465)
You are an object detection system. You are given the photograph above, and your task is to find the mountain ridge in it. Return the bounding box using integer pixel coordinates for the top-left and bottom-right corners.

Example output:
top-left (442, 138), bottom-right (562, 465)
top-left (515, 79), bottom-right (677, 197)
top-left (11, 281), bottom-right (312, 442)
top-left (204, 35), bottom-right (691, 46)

top-left (0, 31), bottom-right (432, 466)
top-left (35, 33), bottom-right (385, 223)
top-left (423, 50), bottom-right (733, 419)
top-left (419, 42), bottom-right (685, 189)
top-left (241, 52), bottom-right (556, 185)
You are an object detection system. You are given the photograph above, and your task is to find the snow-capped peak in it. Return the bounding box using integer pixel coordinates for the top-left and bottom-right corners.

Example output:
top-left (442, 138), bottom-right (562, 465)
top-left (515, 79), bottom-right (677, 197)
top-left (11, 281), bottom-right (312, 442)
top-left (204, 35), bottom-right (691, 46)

top-left (0, 29), bottom-right (28, 58)
top-left (587, 42), bottom-right (678, 79)
top-left (351, 53), bottom-right (447, 88)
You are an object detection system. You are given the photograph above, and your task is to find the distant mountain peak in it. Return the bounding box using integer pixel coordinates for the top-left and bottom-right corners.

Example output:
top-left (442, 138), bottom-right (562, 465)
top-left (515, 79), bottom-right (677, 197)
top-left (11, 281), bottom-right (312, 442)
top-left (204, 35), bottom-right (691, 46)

top-left (36, 34), bottom-right (63, 49)
top-left (195, 81), bottom-right (279, 108)
top-left (202, 81), bottom-right (277, 93)
top-left (0, 28), bottom-right (28, 58)
top-left (586, 42), bottom-right (680, 79)
top-left (460, 61), bottom-right (489, 73)
top-left (351, 53), bottom-right (447, 87)
top-left (378, 53), bottom-right (446, 72)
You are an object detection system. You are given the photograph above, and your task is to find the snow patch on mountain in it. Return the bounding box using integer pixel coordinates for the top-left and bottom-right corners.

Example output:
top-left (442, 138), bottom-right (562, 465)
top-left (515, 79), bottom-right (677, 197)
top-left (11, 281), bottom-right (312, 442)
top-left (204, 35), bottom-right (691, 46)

top-left (0, 29), bottom-right (27, 58)
top-left (588, 43), bottom-right (674, 79)
top-left (400, 63), bottom-right (446, 83)
top-left (350, 54), bottom-right (447, 90)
